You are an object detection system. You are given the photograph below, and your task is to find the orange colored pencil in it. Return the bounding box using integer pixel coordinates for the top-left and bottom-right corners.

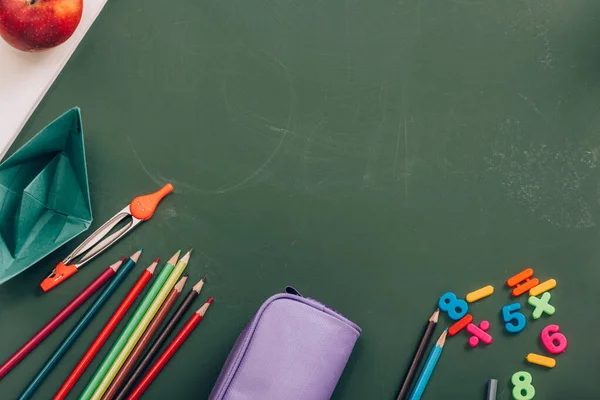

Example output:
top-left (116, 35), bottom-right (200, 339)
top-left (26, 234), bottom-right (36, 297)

top-left (126, 298), bottom-right (213, 400)
top-left (53, 259), bottom-right (159, 400)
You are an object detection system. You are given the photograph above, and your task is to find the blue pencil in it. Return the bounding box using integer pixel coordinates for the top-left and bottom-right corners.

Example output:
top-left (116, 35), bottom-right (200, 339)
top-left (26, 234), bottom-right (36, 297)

top-left (408, 329), bottom-right (448, 400)
top-left (17, 250), bottom-right (142, 400)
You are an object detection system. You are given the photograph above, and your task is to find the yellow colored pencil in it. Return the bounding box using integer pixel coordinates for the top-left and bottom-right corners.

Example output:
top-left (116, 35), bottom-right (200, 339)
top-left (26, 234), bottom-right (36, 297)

top-left (88, 250), bottom-right (192, 400)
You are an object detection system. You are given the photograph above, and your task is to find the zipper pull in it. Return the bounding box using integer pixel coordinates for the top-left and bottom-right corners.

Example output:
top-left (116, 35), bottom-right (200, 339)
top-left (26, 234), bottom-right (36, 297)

top-left (285, 286), bottom-right (303, 297)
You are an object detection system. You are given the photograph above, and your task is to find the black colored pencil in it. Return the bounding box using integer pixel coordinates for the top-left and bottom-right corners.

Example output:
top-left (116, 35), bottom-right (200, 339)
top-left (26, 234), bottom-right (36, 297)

top-left (396, 309), bottom-right (439, 400)
top-left (114, 277), bottom-right (205, 400)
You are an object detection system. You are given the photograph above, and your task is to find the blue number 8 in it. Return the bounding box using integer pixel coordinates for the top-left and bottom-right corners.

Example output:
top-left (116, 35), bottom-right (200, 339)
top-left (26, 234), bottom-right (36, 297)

top-left (502, 303), bottom-right (526, 333)
top-left (438, 292), bottom-right (468, 320)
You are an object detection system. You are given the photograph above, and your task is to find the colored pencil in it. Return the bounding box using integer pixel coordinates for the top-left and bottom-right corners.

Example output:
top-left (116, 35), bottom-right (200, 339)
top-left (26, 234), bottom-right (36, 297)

top-left (408, 329), bottom-right (448, 400)
top-left (396, 309), bottom-right (439, 400)
top-left (53, 259), bottom-right (158, 400)
top-left (17, 250), bottom-right (142, 400)
top-left (80, 251), bottom-right (180, 400)
top-left (0, 259), bottom-right (120, 381)
top-left (88, 250), bottom-right (191, 400)
top-left (127, 298), bottom-right (213, 400)
top-left (115, 277), bottom-right (205, 400)
top-left (487, 379), bottom-right (497, 400)
top-left (101, 275), bottom-right (188, 400)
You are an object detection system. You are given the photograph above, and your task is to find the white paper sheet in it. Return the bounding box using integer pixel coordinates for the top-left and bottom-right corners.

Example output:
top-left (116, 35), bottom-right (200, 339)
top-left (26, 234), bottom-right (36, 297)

top-left (0, 0), bottom-right (108, 159)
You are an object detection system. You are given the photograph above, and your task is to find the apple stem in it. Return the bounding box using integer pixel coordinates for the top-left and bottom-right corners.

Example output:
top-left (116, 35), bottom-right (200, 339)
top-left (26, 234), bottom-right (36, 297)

top-left (28, 0), bottom-right (36, 4)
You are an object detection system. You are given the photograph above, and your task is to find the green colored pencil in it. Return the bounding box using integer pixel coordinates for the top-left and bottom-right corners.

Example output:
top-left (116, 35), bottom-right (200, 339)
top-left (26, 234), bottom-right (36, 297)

top-left (88, 250), bottom-right (192, 400)
top-left (79, 251), bottom-right (180, 400)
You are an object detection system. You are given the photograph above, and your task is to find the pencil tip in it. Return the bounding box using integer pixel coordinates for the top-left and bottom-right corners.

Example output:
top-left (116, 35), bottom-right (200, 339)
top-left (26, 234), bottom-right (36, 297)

top-left (167, 251), bottom-right (180, 265)
top-left (130, 249), bottom-right (143, 263)
top-left (438, 329), bottom-right (448, 346)
top-left (202, 276), bottom-right (206, 282)
top-left (146, 260), bottom-right (158, 273)
top-left (154, 257), bottom-right (160, 264)
top-left (208, 297), bottom-right (214, 303)
top-left (174, 275), bottom-right (188, 291)
top-left (179, 249), bottom-right (192, 264)
top-left (193, 276), bottom-right (206, 292)
top-left (110, 259), bottom-right (124, 271)
top-left (430, 308), bottom-right (440, 323)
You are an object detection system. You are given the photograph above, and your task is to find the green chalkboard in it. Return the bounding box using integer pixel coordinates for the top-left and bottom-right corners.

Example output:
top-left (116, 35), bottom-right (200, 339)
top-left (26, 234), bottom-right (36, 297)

top-left (0, 0), bottom-right (597, 399)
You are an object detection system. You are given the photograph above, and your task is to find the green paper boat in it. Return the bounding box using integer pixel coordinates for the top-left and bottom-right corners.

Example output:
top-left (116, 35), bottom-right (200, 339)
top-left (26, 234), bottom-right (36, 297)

top-left (0, 108), bottom-right (92, 284)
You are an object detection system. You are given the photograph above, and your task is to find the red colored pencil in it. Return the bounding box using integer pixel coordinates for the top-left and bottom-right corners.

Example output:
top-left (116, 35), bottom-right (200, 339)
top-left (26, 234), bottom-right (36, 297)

top-left (0, 258), bottom-right (123, 381)
top-left (127, 298), bottom-right (213, 400)
top-left (53, 259), bottom-right (159, 400)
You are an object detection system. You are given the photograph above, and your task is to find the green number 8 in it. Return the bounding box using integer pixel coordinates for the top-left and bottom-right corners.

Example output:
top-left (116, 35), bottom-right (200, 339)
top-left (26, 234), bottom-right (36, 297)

top-left (511, 371), bottom-right (535, 400)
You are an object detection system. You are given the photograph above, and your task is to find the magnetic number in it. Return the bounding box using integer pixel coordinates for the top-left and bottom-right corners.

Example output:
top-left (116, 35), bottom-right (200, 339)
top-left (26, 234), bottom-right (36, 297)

top-left (511, 371), bottom-right (535, 400)
top-left (502, 303), bottom-right (526, 333)
top-left (438, 292), bottom-right (468, 320)
top-left (541, 324), bottom-right (567, 354)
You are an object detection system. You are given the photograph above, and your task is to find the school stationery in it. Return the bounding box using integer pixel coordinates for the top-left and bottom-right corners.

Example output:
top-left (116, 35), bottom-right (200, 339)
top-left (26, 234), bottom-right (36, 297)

top-left (209, 287), bottom-right (361, 400)
top-left (0, 257), bottom-right (121, 380)
top-left (115, 277), bottom-right (205, 400)
top-left (101, 275), bottom-right (187, 400)
top-left (87, 250), bottom-right (191, 400)
top-left (127, 298), bottom-right (212, 400)
top-left (80, 251), bottom-right (179, 400)
top-left (17, 250), bottom-right (140, 400)
top-left (53, 259), bottom-right (158, 400)
top-left (40, 183), bottom-right (173, 291)
top-left (397, 309), bottom-right (439, 400)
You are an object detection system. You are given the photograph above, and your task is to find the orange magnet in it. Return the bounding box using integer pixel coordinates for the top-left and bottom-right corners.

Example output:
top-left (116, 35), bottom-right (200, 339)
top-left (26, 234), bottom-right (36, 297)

top-left (529, 279), bottom-right (556, 297)
top-left (507, 268), bottom-right (539, 297)
top-left (466, 285), bottom-right (494, 303)
top-left (449, 314), bottom-right (473, 336)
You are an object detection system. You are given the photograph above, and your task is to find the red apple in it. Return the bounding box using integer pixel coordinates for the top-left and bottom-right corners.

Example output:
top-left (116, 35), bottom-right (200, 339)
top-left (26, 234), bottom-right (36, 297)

top-left (0, 0), bottom-right (82, 52)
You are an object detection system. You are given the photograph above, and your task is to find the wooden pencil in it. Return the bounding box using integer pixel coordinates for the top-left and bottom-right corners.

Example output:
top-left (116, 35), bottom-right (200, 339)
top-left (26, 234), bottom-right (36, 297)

top-left (100, 275), bottom-right (188, 400)
top-left (17, 250), bottom-right (142, 400)
top-left (53, 259), bottom-right (158, 400)
top-left (408, 330), bottom-right (448, 400)
top-left (80, 251), bottom-right (181, 400)
top-left (89, 250), bottom-right (192, 400)
top-left (127, 298), bottom-right (213, 400)
top-left (115, 277), bottom-right (205, 400)
top-left (396, 309), bottom-right (439, 400)
top-left (0, 258), bottom-right (122, 381)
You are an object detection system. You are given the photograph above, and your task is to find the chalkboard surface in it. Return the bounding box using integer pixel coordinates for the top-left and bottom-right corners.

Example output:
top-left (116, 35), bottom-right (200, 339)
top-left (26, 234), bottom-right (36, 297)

top-left (0, 0), bottom-right (597, 399)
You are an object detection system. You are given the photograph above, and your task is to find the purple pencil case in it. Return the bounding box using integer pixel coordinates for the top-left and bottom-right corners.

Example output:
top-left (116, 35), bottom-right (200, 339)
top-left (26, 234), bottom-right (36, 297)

top-left (209, 287), bottom-right (361, 400)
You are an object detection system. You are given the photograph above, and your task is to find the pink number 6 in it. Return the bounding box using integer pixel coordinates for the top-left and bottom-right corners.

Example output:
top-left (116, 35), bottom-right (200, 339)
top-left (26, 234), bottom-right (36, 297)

top-left (541, 324), bottom-right (567, 354)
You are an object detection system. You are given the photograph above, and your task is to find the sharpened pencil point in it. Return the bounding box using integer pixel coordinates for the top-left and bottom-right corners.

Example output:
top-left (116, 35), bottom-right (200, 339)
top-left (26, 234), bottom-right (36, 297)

top-left (437, 329), bottom-right (448, 347)
top-left (178, 249), bottom-right (192, 265)
top-left (430, 309), bottom-right (440, 323)
top-left (192, 277), bottom-right (205, 293)
top-left (154, 257), bottom-right (160, 263)
top-left (166, 250), bottom-right (180, 266)
top-left (109, 259), bottom-right (124, 272)
top-left (196, 298), bottom-right (212, 316)
top-left (130, 249), bottom-right (143, 263)
top-left (174, 275), bottom-right (188, 292)
top-left (146, 260), bottom-right (159, 274)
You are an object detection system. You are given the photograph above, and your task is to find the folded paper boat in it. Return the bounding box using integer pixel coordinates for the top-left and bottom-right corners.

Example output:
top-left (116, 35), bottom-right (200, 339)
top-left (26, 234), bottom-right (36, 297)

top-left (0, 108), bottom-right (92, 284)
